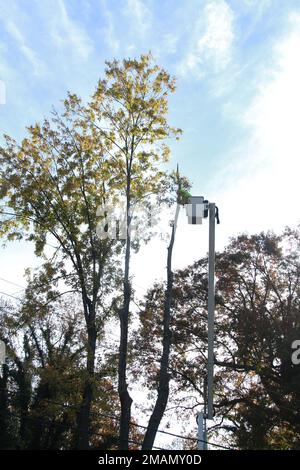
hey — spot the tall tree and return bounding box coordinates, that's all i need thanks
[0,96,117,448]
[87,53,181,449]
[0,53,181,449]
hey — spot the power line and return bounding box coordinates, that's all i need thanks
[0,408,164,450]
[0,291,22,301]
[0,297,231,450]
[0,387,231,449]
[0,277,26,290]
[0,289,77,312]
[39,397,232,450]
[4,382,300,450]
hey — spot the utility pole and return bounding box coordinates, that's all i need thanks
[197,411,205,450]
[207,202,215,420]
[186,197,218,448]
[203,376,208,450]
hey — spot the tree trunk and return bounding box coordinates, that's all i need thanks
[118,235,133,449]
[14,357,31,447]
[142,204,180,450]
[0,364,11,449]
[76,300,97,450]
[118,187,133,450]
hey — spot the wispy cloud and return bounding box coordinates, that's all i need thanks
[50,0,94,60]
[237,0,273,43]
[0,42,14,80]
[125,0,152,36]
[163,33,179,54]
[2,18,45,76]
[0,79,5,104]
[178,0,235,78]
[101,0,120,53]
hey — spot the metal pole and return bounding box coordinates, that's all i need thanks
[203,414,208,450]
[197,411,205,450]
[203,377,208,449]
[207,203,215,420]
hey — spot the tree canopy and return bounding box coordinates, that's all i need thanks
[133,227,300,449]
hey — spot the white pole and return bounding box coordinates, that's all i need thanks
[197,411,205,450]
[207,203,215,420]
[203,413,208,450]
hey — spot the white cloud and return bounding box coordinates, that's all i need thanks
[0,79,5,104]
[0,0,93,75]
[178,0,235,77]
[3,20,45,75]
[163,33,179,54]
[50,0,94,60]
[237,0,273,44]
[126,44,137,54]
[239,0,272,10]
[210,11,300,245]
[133,10,300,290]
[125,0,152,36]
[0,42,13,80]
[101,0,120,53]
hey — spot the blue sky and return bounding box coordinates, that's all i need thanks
[1,0,300,291]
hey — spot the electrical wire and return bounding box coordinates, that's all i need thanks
[36,397,233,450]
[0,277,26,289]
[0,291,22,301]
[0,408,164,450]
[0,388,232,449]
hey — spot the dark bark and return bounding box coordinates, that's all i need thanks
[142,205,179,450]
[29,381,52,449]
[0,364,12,449]
[14,355,32,446]
[118,207,133,449]
[76,299,97,450]
[118,164,134,450]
